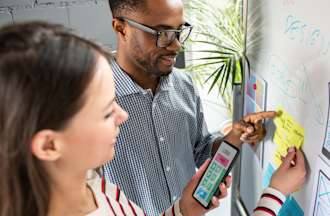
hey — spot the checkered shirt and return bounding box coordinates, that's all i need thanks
[103,60,216,215]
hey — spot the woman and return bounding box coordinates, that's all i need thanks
[0,22,306,216]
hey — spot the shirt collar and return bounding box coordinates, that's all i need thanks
[111,59,142,96]
[111,59,173,97]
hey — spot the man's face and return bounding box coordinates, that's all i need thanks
[123,0,185,78]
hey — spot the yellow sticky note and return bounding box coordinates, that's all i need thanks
[277,145,288,156]
[273,129,284,146]
[287,122,304,148]
[287,133,304,149]
[274,108,285,127]
[283,115,294,132]
[273,107,305,166]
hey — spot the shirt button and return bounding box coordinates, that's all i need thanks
[152,104,156,109]
[159,137,165,142]
[166,166,171,172]
[173,196,177,201]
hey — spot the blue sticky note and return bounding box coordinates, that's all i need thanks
[262,163,275,188]
[278,196,304,216]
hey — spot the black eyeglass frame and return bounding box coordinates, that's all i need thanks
[116,17,193,48]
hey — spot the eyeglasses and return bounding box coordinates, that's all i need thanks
[117,17,193,48]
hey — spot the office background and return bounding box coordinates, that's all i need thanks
[0,0,231,215]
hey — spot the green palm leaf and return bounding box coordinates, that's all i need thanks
[185,0,247,97]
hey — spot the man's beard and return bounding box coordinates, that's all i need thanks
[137,57,172,78]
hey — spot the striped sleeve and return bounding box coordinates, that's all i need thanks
[102,178,145,215]
[160,199,183,216]
[253,187,286,216]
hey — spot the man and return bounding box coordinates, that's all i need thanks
[103,0,276,215]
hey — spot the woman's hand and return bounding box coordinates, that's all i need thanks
[270,148,307,196]
[179,159,232,216]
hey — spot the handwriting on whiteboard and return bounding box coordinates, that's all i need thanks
[284,14,330,56]
[283,0,295,7]
[267,54,324,125]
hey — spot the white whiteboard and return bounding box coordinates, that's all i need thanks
[239,0,330,214]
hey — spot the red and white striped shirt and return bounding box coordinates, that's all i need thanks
[253,187,286,216]
[86,176,182,216]
[86,175,285,216]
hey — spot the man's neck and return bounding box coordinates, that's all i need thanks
[116,52,159,93]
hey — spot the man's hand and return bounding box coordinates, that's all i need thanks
[224,111,277,148]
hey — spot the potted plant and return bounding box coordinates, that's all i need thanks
[184,0,248,127]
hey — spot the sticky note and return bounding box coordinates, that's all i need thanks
[262,163,275,188]
[273,107,304,167]
[278,196,304,216]
[274,107,286,127]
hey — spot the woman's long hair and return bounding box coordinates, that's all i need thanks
[0,21,111,216]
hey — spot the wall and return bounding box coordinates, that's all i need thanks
[0,0,117,49]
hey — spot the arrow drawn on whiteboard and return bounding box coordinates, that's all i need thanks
[301,64,324,126]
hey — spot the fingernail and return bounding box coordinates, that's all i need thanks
[288,147,295,153]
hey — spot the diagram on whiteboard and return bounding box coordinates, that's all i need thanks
[313,171,330,216]
[310,158,330,216]
[322,82,330,161]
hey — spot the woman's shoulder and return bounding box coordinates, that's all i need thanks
[87,173,145,215]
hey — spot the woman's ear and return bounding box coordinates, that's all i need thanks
[31,129,62,161]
